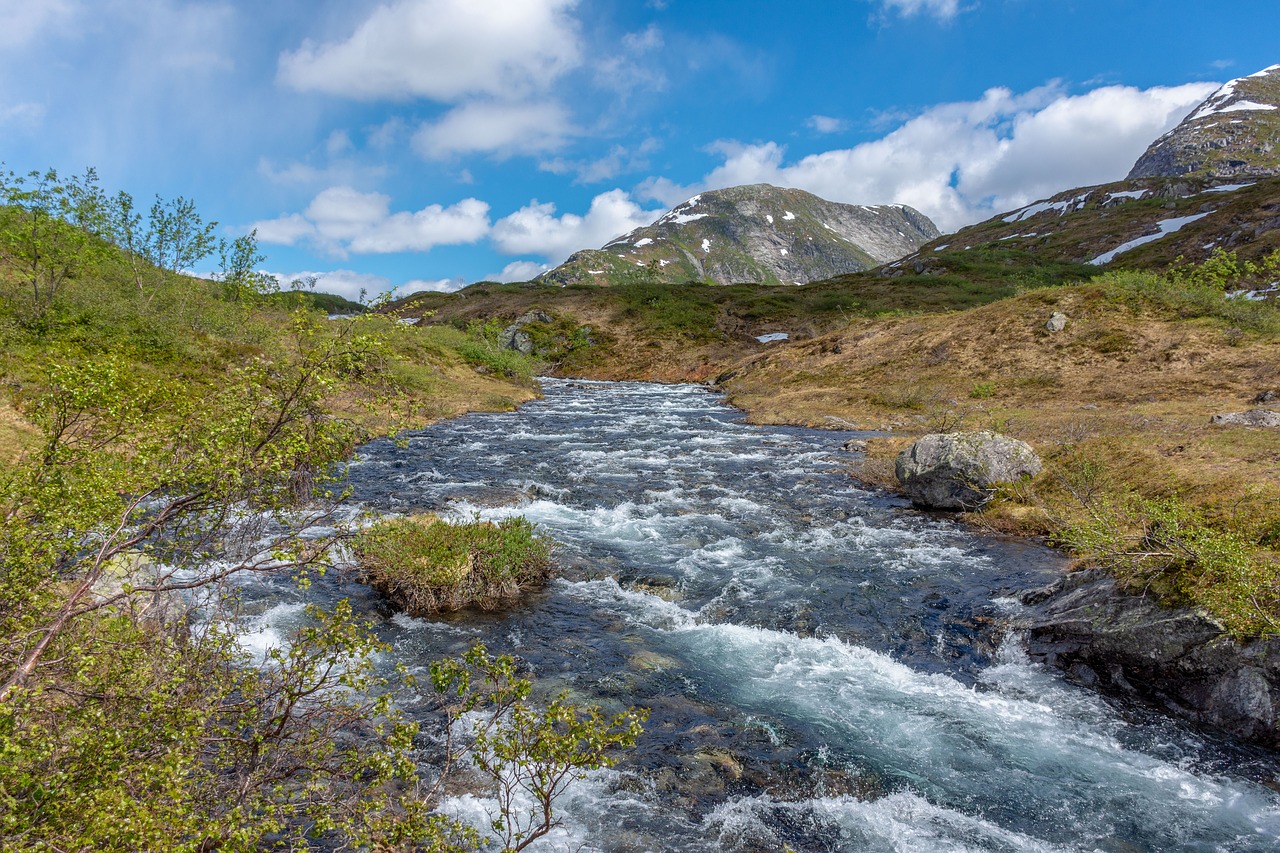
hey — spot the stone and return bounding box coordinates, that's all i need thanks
[1016,569,1280,748]
[895,431,1042,510]
[841,438,868,453]
[1251,390,1278,404]
[1209,408,1280,428]
[1045,311,1068,333]
[499,310,553,354]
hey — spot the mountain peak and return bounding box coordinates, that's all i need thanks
[539,184,939,287]
[1129,63,1280,180]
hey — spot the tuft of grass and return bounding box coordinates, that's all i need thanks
[352,514,553,614]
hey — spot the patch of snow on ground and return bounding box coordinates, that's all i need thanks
[1248,65,1280,78]
[634,237,654,247]
[1204,183,1255,193]
[766,214,774,224]
[933,244,950,251]
[587,270,605,274]
[1105,190,1148,203]
[1217,100,1278,115]
[667,212,709,225]
[783,211,796,221]
[658,259,670,267]
[780,248,788,256]
[755,332,789,343]
[701,239,711,253]
[1088,213,1212,265]
[1003,198,1079,223]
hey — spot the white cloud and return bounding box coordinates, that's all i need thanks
[490,260,551,282]
[252,186,491,256]
[641,82,1216,232]
[0,101,46,129]
[877,0,962,21]
[268,269,466,301]
[491,189,664,261]
[278,0,581,102]
[0,0,77,50]
[539,138,660,183]
[412,100,575,159]
[806,115,847,134]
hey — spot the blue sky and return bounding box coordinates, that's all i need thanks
[1,0,1276,299]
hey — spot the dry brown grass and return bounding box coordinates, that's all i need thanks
[720,284,1280,556]
[0,401,37,464]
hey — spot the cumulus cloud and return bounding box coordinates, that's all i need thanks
[806,115,847,134]
[877,0,962,20]
[252,186,491,257]
[640,82,1216,232]
[268,269,466,301]
[490,260,552,282]
[413,101,575,159]
[491,189,665,261]
[278,0,581,102]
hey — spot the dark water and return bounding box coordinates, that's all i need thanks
[242,379,1280,852]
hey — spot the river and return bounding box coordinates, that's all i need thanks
[242,378,1280,852]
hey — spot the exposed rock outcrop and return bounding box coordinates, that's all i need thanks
[1129,64,1280,180]
[1016,569,1280,748]
[894,431,1041,511]
[539,184,939,287]
[1209,408,1280,428]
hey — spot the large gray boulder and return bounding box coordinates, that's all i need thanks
[895,431,1042,510]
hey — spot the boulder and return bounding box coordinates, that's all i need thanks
[895,431,1041,510]
[1209,408,1280,428]
[1016,569,1280,748]
[499,310,553,355]
[841,438,868,453]
[1045,311,1068,333]
[1250,390,1278,404]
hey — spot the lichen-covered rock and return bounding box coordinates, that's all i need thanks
[1209,408,1280,428]
[1016,569,1280,748]
[895,431,1042,510]
[1045,311,1068,332]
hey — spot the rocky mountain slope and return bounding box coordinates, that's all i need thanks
[1130,64,1280,180]
[538,184,938,287]
[888,176,1280,282]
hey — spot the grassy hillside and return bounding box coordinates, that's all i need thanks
[721,268,1280,634]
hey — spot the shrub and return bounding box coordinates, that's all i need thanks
[353,514,553,614]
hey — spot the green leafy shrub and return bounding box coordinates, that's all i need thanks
[457,319,537,382]
[353,514,553,614]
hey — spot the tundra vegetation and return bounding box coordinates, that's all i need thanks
[0,166,642,851]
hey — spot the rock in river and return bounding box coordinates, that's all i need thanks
[895,430,1041,510]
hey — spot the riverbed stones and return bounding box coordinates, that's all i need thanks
[895,431,1041,510]
[1209,408,1280,428]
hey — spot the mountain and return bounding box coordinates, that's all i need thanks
[1129,64,1280,180]
[538,184,939,287]
[886,175,1280,283]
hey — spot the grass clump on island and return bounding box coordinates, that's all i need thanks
[354,514,553,614]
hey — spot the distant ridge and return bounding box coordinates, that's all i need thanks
[538,184,938,287]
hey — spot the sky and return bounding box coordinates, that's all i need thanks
[1,0,1277,300]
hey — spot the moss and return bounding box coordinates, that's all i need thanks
[352,514,553,615]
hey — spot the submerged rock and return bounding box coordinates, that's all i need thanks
[895,431,1042,510]
[1017,569,1280,748]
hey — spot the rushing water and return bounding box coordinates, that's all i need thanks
[246,379,1280,852]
